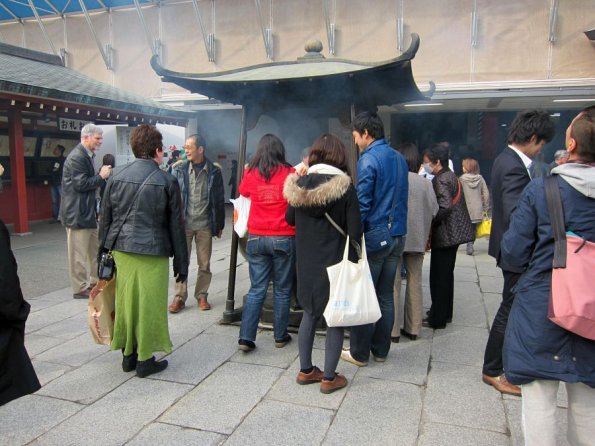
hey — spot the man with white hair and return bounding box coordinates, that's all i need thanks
[548,149,569,173]
[60,124,112,299]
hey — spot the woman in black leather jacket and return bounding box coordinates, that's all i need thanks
[98,125,188,378]
[422,143,474,329]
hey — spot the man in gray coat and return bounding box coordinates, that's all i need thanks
[60,124,111,299]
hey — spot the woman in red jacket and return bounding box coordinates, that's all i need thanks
[238,134,296,351]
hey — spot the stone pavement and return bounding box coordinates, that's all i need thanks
[2,217,571,446]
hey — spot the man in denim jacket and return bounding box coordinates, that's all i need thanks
[341,111,408,365]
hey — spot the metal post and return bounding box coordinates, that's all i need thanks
[28,0,57,55]
[132,0,157,55]
[222,106,248,324]
[349,103,358,182]
[78,0,113,70]
[191,0,215,62]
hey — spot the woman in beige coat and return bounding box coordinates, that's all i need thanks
[459,158,490,255]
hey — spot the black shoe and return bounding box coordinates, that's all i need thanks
[238,339,255,352]
[136,356,168,378]
[422,318,446,330]
[390,336,400,343]
[275,334,292,348]
[122,349,138,372]
[400,329,418,341]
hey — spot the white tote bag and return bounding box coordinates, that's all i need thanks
[324,236,381,327]
[230,195,251,237]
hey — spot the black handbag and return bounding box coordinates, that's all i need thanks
[98,169,158,280]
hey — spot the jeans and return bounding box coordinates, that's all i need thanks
[349,235,405,361]
[239,234,295,343]
[51,184,61,220]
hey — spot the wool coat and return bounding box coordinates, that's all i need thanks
[502,165,595,387]
[284,169,362,318]
[0,220,40,406]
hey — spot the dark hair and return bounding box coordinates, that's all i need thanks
[506,110,555,145]
[570,113,595,162]
[56,144,66,155]
[308,134,349,173]
[425,143,450,168]
[351,111,385,140]
[188,134,207,150]
[102,153,115,167]
[248,134,291,182]
[462,158,479,174]
[129,125,163,159]
[396,143,419,173]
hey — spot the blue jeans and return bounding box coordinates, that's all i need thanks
[239,235,295,342]
[349,236,405,361]
[51,184,61,220]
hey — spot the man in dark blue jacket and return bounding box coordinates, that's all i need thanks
[168,134,225,313]
[341,111,408,365]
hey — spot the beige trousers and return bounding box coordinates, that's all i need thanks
[174,228,212,302]
[522,380,595,446]
[66,227,99,293]
[392,252,425,337]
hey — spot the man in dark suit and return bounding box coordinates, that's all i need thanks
[482,110,555,396]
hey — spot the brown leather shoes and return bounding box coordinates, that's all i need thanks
[73,289,90,299]
[482,373,522,396]
[198,296,211,311]
[320,373,348,394]
[296,366,324,385]
[168,298,185,314]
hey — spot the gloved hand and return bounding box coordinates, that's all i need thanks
[175,273,187,283]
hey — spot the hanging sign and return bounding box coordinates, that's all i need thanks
[58,117,92,132]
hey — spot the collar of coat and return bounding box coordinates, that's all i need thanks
[283,165,351,208]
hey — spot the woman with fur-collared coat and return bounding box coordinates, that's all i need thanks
[284,134,362,395]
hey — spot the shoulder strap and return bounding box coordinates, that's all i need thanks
[104,168,160,250]
[544,175,567,268]
[452,179,462,205]
[324,212,361,258]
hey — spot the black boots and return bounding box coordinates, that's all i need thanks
[122,349,137,372]
[136,356,168,378]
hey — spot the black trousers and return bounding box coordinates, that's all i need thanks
[482,269,521,377]
[428,245,459,328]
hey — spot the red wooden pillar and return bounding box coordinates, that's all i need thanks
[8,108,30,234]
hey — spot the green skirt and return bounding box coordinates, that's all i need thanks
[111,251,172,361]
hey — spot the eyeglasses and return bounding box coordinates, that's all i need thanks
[182,145,195,151]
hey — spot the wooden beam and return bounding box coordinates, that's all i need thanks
[8,108,30,234]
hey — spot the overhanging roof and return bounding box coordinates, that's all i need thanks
[0,0,150,23]
[152,34,432,114]
[0,42,192,124]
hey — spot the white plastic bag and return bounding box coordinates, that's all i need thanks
[230,195,251,237]
[324,236,381,327]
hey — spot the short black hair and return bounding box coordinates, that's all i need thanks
[188,134,207,150]
[507,110,555,145]
[351,111,385,140]
[425,143,449,168]
[56,144,66,155]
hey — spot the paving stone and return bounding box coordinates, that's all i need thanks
[25,333,64,357]
[479,276,503,294]
[419,422,510,446]
[324,377,421,446]
[226,400,333,446]
[33,378,193,446]
[357,338,431,386]
[25,300,86,334]
[482,292,502,328]
[34,332,109,367]
[31,359,72,386]
[128,422,226,446]
[161,362,282,434]
[424,361,508,434]
[230,329,299,369]
[167,305,218,347]
[0,394,83,445]
[37,350,132,404]
[452,282,485,328]
[431,325,488,367]
[266,348,357,410]
[35,313,88,340]
[152,333,238,385]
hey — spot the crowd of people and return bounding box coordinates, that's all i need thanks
[2,109,594,446]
